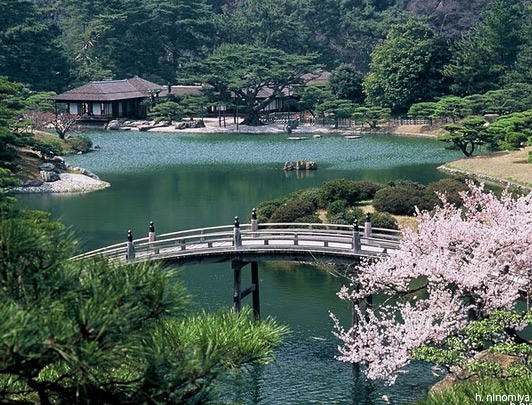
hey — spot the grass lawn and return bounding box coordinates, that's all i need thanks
[443,147,532,190]
[417,377,532,405]
[12,130,78,182]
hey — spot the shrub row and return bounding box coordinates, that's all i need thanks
[255,177,469,228]
[372,178,469,215]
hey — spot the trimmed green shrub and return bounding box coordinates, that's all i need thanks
[319,179,361,207]
[33,138,63,157]
[425,178,469,207]
[370,212,398,229]
[373,181,433,215]
[345,207,366,224]
[148,101,183,123]
[293,214,321,223]
[290,188,322,208]
[327,200,348,217]
[256,198,287,222]
[352,181,385,200]
[270,199,316,223]
[529,151,532,163]
[67,135,93,153]
[328,207,365,225]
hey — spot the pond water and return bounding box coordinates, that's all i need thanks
[18,131,463,404]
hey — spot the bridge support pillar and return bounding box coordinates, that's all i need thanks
[351,284,373,331]
[364,213,372,238]
[351,283,362,333]
[126,230,135,261]
[233,216,242,248]
[251,208,258,236]
[148,221,159,254]
[233,260,242,312]
[251,261,260,318]
[232,259,260,319]
[352,220,361,253]
[365,294,373,322]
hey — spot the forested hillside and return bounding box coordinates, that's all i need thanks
[4,0,532,124]
[1,0,493,91]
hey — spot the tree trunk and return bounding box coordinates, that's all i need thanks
[241,108,263,126]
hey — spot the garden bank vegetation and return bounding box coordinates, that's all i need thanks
[0,75,287,404]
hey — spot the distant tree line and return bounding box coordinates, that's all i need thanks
[4,0,532,149]
[0,0,494,92]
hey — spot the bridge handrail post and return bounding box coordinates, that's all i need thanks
[364,212,372,238]
[251,208,258,237]
[353,220,361,253]
[126,230,135,261]
[233,216,242,248]
[148,221,159,254]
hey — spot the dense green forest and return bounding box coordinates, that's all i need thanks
[2,0,532,149]
[3,0,532,110]
[0,1,530,94]
[0,0,513,91]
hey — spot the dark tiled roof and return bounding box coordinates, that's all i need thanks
[54,77,165,102]
[256,87,292,98]
[167,85,205,96]
[301,70,331,85]
[254,71,331,99]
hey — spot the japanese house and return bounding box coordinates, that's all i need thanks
[53,76,166,120]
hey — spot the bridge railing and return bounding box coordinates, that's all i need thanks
[255,222,402,239]
[71,215,403,263]
[71,225,240,261]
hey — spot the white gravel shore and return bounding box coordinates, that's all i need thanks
[11,173,110,194]
[143,120,354,135]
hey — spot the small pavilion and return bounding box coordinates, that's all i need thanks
[54,76,166,120]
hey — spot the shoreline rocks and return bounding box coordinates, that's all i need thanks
[39,162,61,182]
[12,153,109,194]
[11,173,110,194]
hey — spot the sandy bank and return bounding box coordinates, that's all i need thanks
[10,173,110,194]
[439,147,532,191]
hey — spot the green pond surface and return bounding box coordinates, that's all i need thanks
[18,131,463,404]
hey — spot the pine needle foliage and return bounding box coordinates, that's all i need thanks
[0,211,287,404]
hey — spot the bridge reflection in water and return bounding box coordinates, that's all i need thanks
[72,210,402,318]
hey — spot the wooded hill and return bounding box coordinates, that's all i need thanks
[2,0,493,92]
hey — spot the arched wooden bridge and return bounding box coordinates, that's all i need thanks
[72,213,402,317]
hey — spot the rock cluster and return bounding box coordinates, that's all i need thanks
[39,162,60,182]
[69,167,100,180]
[283,119,299,134]
[34,159,100,185]
[283,160,318,171]
[107,120,121,130]
[109,119,206,131]
[176,120,205,130]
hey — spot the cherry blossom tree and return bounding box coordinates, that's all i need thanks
[332,182,532,384]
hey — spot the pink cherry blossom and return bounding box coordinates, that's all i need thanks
[332,182,532,383]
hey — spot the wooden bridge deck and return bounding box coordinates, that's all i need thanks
[72,222,402,266]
